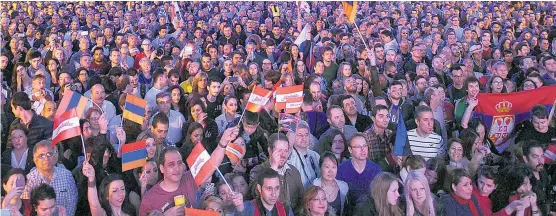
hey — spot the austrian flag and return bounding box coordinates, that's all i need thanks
[245,85,273,112]
[275,85,304,110]
[52,108,82,146]
[186,143,215,186]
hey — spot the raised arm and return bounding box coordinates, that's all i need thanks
[83,161,107,216]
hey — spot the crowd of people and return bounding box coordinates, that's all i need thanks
[1,1,556,216]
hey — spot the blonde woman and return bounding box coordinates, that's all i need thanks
[405,171,443,216]
[297,186,329,216]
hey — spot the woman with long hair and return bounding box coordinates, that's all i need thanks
[355,172,404,216]
[445,138,470,170]
[179,122,204,163]
[1,124,34,174]
[335,62,353,84]
[297,186,330,216]
[191,72,209,97]
[83,163,137,216]
[11,63,32,92]
[246,62,261,85]
[167,85,187,114]
[317,129,349,162]
[312,152,349,216]
[45,58,61,87]
[425,157,446,196]
[215,96,241,135]
[405,171,443,216]
[294,60,310,85]
[137,132,159,163]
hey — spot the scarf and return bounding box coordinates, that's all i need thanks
[451,192,479,216]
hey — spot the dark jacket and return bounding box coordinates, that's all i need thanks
[354,196,406,216]
[440,194,483,216]
[1,148,35,174]
[249,161,304,211]
[8,113,53,149]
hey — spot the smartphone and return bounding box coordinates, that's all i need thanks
[15,176,24,188]
[18,33,25,38]
[80,31,89,36]
[229,77,238,82]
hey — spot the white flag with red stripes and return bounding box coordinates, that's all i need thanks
[186,143,215,186]
[52,108,82,146]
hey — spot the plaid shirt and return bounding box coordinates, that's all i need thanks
[21,166,78,216]
[364,126,394,162]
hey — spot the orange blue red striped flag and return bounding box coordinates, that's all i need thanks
[122,94,147,125]
[56,90,88,119]
[121,140,147,172]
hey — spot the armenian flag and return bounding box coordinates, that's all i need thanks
[56,90,88,118]
[121,140,147,172]
[122,94,147,125]
[473,86,556,152]
[342,1,357,24]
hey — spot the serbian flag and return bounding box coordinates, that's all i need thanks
[474,86,556,152]
[225,143,245,165]
[56,90,88,119]
[123,94,147,125]
[275,85,304,110]
[121,140,147,172]
[245,85,273,112]
[186,143,215,186]
[342,1,357,24]
[184,208,219,216]
[52,109,81,146]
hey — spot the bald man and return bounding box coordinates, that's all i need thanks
[84,84,116,121]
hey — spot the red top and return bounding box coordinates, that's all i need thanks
[451,192,480,216]
[472,186,509,216]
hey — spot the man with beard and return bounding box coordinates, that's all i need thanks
[250,133,304,211]
[385,80,415,132]
[521,140,551,216]
[237,168,294,215]
[339,94,371,132]
[343,76,365,114]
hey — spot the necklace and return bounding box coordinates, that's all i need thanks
[321,180,338,201]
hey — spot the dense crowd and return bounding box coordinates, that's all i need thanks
[1,1,556,216]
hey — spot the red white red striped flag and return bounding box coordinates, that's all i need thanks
[275,85,304,110]
[245,85,273,112]
[284,97,303,113]
[225,143,246,165]
[186,143,215,186]
[52,108,82,146]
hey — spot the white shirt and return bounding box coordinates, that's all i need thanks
[11,149,29,170]
[144,86,166,109]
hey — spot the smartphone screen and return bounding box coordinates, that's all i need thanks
[15,176,24,188]
[229,77,238,82]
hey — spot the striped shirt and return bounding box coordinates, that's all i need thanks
[406,129,445,160]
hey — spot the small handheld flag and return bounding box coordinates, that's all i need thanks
[245,85,273,113]
[342,1,358,24]
[56,90,88,118]
[186,143,215,186]
[121,140,147,172]
[52,108,82,146]
[275,85,304,110]
[122,94,147,125]
[225,143,246,165]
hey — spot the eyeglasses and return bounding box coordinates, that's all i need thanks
[350,144,368,150]
[35,152,55,160]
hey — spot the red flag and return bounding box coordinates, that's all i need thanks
[275,85,304,110]
[186,143,215,186]
[52,109,82,146]
[225,143,245,165]
[184,208,219,216]
[245,85,273,112]
[284,97,303,114]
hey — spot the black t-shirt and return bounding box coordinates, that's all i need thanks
[516,122,555,147]
[205,94,224,119]
[449,85,467,103]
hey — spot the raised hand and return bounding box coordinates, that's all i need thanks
[82,161,96,182]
